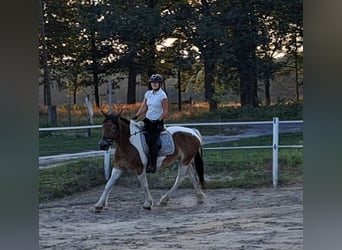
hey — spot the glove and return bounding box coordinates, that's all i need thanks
[132,115,138,120]
[157,120,164,130]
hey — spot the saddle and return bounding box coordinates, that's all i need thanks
[130,121,175,157]
[140,130,175,156]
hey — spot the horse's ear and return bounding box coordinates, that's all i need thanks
[118,110,123,117]
[100,109,108,117]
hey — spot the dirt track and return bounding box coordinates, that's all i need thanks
[39,184,302,249]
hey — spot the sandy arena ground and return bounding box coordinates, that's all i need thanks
[39,184,302,249]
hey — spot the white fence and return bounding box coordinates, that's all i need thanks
[39,117,303,187]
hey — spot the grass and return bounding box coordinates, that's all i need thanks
[39,158,104,202]
[39,132,303,202]
[39,101,303,202]
[39,129,102,156]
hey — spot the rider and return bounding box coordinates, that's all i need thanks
[132,74,168,173]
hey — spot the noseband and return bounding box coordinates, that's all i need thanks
[102,136,115,145]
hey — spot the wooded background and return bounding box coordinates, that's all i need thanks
[39,0,303,111]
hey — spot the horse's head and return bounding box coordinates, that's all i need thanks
[98,110,122,150]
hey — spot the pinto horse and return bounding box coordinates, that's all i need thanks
[94,111,205,212]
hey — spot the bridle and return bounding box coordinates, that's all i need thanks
[101,135,115,145]
[101,115,120,144]
[101,114,146,144]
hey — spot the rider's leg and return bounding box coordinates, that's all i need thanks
[146,132,159,173]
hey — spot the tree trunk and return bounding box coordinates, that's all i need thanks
[233,2,258,107]
[294,49,299,102]
[90,35,100,107]
[264,78,271,106]
[73,87,77,105]
[147,38,157,90]
[204,58,217,111]
[127,62,137,104]
[93,73,100,107]
[177,70,182,111]
[39,0,52,107]
[239,64,258,107]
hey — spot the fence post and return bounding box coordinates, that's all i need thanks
[272,117,279,188]
[85,96,93,137]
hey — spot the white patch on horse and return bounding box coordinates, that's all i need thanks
[156,156,166,170]
[95,168,122,210]
[129,121,148,167]
[166,126,202,144]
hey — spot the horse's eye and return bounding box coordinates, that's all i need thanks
[111,125,117,130]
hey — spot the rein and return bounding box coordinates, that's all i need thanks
[130,129,145,137]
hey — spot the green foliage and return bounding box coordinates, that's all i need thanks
[170,101,303,123]
[39,0,303,108]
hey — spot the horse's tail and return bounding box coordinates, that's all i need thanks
[194,145,206,190]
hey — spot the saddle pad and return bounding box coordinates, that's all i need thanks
[140,130,175,156]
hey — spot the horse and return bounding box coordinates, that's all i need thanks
[94,110,206,212]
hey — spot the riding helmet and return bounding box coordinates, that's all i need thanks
[149,74,163,83]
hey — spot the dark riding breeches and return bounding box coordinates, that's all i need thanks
[143,118,164,172]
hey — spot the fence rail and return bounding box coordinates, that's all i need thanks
[39,118,303,187]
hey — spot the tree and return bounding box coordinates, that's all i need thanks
[39,0,52,107]
[104,0,187,103]
[256,0,303,104]
[182,0,230,111]
[281,0,303,101]
[39,0,85,106]
[229,0,259,107]
[39,0,303,109]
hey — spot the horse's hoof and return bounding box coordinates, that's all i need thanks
[94,206,103,213]
[158,200,168,206]
[197,192,205,202]
[159,196,169,206]
[143,206,151,210]
[197,199,204,204]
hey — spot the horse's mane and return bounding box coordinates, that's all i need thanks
[103,113,130,125]
[119,116,130,125]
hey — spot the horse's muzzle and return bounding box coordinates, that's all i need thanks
[99,137,112,150]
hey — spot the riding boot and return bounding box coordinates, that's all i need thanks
[146,145,158,173]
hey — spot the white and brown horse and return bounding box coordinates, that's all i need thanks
[95,111,205,212]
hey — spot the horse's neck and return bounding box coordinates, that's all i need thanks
[117,120,131,148]
[129,120,149,165]
[116,120,147,168]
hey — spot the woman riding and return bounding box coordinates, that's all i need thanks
[132,74,168,173]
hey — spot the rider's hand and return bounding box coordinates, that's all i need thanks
[157,120,164,130]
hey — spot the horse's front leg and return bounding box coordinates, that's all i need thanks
[94,168,122,212]
[137,169,154,210]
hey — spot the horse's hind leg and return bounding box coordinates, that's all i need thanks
[187,164,205,203]
[137,170,154,209]
[159,164,188,206]
[94,168,122,212]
